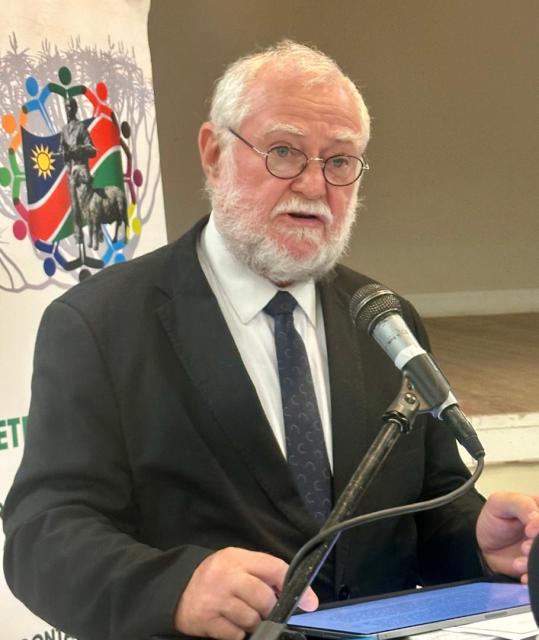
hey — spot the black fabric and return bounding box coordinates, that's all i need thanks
[2,217,486,640]
[264,291,332,524]
[529,535,539,625]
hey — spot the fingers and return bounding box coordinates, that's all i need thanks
[206,616,246,640]
[298,587,319,612]
[484,492,538,522]
[513,555,529,576]
[174,547,318,640]
[477,493,539,579]
[525,510,539,538]
[221,596,263,631]
[511,538,536,584]
[478,492,539,552]
[233,572,279,619]
[247,552,290,590]
[240,551,318,612]
[521,538,534,556]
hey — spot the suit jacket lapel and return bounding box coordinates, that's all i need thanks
[319,273,378,592]
[320,276,371,498]
[155,220,317,537]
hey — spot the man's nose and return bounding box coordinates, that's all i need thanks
[290,159,327,200]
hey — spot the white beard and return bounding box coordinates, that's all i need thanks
[210,155,359,284]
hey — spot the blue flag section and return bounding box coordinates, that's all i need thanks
[21,128,65,205]
[21,127,73,242]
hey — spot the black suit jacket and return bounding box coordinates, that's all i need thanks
[3,218,485,640]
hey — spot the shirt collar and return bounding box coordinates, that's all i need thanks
[200,214,318,326]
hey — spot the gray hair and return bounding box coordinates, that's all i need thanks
[209,40,371,150]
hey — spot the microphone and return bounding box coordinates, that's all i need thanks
[349,283,484,460]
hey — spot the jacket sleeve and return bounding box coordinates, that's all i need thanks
[2,300,212,640]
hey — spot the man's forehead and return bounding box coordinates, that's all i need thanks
[251,66,348,102]
[244,65,362,134]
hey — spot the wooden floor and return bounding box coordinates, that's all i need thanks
[423,313,539,416]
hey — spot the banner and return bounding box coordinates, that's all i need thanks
[0,1,167,636]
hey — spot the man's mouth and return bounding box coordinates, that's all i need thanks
[271,197,333,224]
[287,212,320,220]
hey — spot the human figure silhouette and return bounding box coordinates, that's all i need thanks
[58,98,96,243]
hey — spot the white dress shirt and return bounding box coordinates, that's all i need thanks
[197,215,333,467]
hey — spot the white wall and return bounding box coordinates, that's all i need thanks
[460,413,539,495]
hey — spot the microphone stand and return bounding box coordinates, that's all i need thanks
[250,376,424,640]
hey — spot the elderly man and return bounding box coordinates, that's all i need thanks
[4,41,539,640]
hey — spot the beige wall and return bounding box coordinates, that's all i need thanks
[477,462,539,498]
[148,0,539,296]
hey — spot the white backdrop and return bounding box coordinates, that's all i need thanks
[0,1,167,636]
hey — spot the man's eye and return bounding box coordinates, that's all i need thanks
[271,146,291,158]
[330,156,349,169]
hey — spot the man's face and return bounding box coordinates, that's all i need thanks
[208,66,365,283]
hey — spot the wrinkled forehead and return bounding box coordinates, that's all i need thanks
[249,61,355,104]
[242,64,363,140]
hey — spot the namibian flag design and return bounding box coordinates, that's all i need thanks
[21,115,125,243]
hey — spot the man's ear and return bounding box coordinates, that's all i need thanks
[198,122,222,186]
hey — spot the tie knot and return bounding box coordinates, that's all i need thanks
[264,291,297,318]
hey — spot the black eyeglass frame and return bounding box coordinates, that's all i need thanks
[227,127,369,187]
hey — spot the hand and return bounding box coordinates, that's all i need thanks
[476,491,539,582]
[174,547,318,640]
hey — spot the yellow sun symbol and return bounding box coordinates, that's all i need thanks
[31,144,55,179]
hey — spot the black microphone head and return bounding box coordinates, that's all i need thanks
[349,283,402,334]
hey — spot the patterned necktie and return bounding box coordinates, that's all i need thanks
[264,291,332,525]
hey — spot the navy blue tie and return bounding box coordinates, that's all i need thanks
[264,291,332,525]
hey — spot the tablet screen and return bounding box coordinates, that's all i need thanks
[288,580,530,638]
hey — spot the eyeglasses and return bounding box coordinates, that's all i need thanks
[227,128,369,187]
